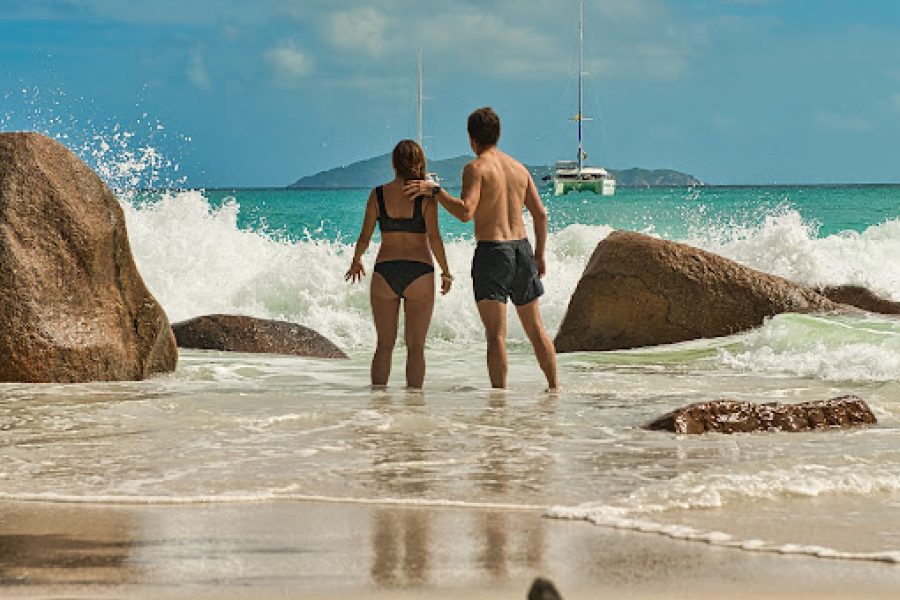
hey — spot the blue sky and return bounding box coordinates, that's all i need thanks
[2,0,900,186]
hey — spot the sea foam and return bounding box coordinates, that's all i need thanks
[688,209,900,301]
[121,189,613,349]
[122,191,899,361]
[548,460,900,564]
[716,313,900,382]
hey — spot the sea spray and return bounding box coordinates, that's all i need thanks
[3,85,189,190]
[122,189,900,365]
[122,189,614,349]
[716,313,900,382]
[121,191,373,345]
[688,209,900,300]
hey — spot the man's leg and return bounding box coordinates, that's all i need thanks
[477,300,507,388]
[515,299,558,390]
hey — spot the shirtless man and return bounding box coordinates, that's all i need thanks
[404,107,558,390]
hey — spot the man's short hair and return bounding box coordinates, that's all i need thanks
[467,107,500,147]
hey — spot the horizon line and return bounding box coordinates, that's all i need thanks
[153,182,900,192]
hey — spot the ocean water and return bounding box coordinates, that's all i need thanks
[2,178,900,565]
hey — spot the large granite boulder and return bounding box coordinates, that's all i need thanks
[0,132,177,382]
[554,231,839,352]
[817,285,900,315]
[172,314,348,358]
[646,396,876,434]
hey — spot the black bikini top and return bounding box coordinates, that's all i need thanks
[375,185,427,234]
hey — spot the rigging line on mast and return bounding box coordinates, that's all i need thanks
[417,49,423,148]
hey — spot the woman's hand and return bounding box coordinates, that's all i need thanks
[440,272,453,295]
[345,259,366,283]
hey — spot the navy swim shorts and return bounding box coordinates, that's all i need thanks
[471,238,544,306]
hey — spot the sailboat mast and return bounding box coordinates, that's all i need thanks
[577,0,584,172]
[417,50,423,148]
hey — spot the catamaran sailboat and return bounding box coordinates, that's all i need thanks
[552,0,615,196]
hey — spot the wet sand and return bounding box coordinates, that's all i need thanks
[1,500,899,599]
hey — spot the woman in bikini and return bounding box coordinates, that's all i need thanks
[345,140,452,388]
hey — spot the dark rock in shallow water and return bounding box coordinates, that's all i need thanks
[172,314,348,358]
[0,132,177,383]
[554,231,839,352]
[817,285,900,315]
[528,577,563,600]
[646,396,876,434]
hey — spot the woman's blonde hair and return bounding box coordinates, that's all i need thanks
[392,139,427,181]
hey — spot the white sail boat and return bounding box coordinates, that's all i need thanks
[552,0,615,196]
[417,50,440,184]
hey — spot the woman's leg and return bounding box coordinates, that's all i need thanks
[370,272,401,386]
[401,272,435,389]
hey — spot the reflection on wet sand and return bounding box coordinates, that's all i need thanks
[367,389,558,587]
[475,391,552,580]
[0,387,567,593]
[0,504,139,586]
[370,390,432,587]
[371,509,429,587]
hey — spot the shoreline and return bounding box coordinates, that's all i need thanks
[199,182,900,192]
[2,499,900,599]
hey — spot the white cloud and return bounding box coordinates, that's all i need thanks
[723,0,779,5]
[594,0,668,21]
[712,112,736,132]
[187,46,211,91]
[814,110,872,133]
[607,39,694,80]
[310,0,698,81]
[265,43,314,83]
[317,7,566,79]
[889,92,900,112]
[222,23,240,41]
[415,11,562,78]
[326,7,389,56]
[0,0,88,20]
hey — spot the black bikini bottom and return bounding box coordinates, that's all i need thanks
[374,260,434,298]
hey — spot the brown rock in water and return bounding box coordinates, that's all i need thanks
[646,396,876,434]
[0,132,177,382]
[817,285,900,315]
[554,231,839,352]
[172,314,348,358]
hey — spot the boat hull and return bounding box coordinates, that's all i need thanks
[553,177,616,196]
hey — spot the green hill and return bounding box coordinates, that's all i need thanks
[288,154,703,188]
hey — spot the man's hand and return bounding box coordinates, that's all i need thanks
[535,255,546,278]
[403,180,437,201]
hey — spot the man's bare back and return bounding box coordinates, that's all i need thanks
[464,147,531,241]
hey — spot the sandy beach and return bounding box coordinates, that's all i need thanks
[1,499,899,599]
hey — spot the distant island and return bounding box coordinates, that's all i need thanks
[288,154,704,189]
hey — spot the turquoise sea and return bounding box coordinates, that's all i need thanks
[3,167,900,580]
[195,184,898,242]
